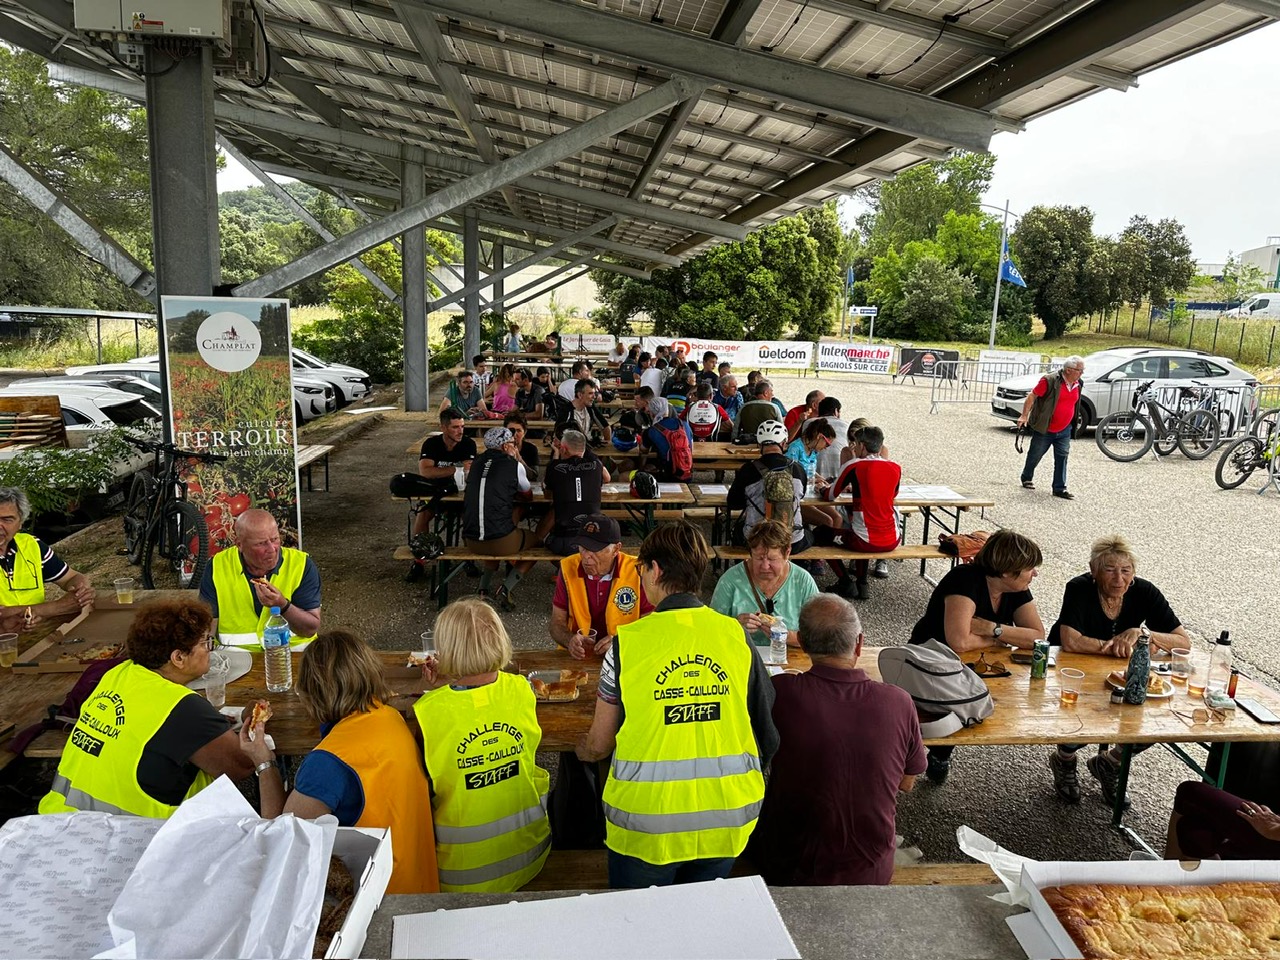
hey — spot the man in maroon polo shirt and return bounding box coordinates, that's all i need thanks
[1017,356,1085,501]
[746,594,925,885]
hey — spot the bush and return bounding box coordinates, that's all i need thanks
[0,427,138,518]
[293,304,403,383]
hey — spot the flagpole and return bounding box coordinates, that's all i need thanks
[988,199,1009,350]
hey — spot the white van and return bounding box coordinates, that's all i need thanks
[1225,294,1280,319]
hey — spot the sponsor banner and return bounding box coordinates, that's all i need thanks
[977,348,1037,383]
[896,347,960,379]
[560,332,617,352]
[640,337,814,369]
[161,296,301,555]
[816,342,893,375]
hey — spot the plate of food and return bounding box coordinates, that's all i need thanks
[1106,670,1173,698]
[528,670,584,702]
[56,643,123,664]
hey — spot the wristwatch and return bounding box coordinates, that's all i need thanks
[992,624,1003,640]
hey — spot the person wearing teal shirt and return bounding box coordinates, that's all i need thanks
[710,519,818,650]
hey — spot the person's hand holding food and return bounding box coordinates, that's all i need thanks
[250,576,287,609]
[238,700,275,765]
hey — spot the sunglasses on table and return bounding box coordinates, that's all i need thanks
[1172,706,1227,727]
[969,651,1011,679]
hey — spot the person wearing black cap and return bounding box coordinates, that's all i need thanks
[549,513,651,660]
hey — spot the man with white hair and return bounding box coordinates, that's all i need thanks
[1017,356,1085,500]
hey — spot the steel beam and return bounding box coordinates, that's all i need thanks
[416,0,996,150]
[403,150,429,411]
[479,212,682,267]
[0,141,156,302]
[232,76,698,297]
[463,208,481,362]
[432,217,614,311]
[665,0,1219,255]
[218,137,401,304]
[492,243,505,315]
[1227,0,1280,18]
[478,253,596,312]
[495,267,591,313]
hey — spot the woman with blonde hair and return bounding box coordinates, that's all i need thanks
[1045,533,1189,808]
[240,629,439,894]
[413,597,550,892]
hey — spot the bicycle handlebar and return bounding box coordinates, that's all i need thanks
[123,433,230,463]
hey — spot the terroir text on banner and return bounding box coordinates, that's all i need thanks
[816,343,893,375]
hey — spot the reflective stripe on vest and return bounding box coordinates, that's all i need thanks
[414,672,550,893]
[561,553,643,639]
[602,605,764,866]
[314,704,440,894]
[38,660,213,819]
[0,533,47,606]
[211,547,313,648]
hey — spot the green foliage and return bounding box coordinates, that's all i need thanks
[1122,215,1196,307]
[436,310,507,369]
[855,153,995,255]
[0,428,137,517]
[897,255,977,341]
[1012,205,1097,339]
[1209,253,1269,307]
[219,208,286,287]
[293,303,403,384]
[590,203,843,341]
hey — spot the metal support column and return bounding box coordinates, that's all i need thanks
[145,43,219,438]
[463,207,481,365]
[402,151,429,411]
[492,243,505,317]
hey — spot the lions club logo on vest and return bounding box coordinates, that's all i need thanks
[613,585,638,614]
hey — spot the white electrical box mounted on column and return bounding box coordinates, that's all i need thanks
[73,0,230,41]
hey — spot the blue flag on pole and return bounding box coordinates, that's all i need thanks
[846,266,856,287]
[1000,239,1027,288]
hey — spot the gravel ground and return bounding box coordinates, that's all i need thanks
[11,370,1277,862]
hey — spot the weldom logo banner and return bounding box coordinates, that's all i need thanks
[816,343,893,375]
[639,337,813,369]
[161,296,301,556]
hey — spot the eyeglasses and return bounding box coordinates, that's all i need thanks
[1172,706,1226,726]
[196,634,219,651]
[970,652,1011,678]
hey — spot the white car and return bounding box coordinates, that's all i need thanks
[290,347,372,405]
[0,384,160,444]
[10,374,163,406]
[66,361,337,423]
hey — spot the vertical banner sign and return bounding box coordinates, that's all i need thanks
[161,296,301,556]
[816,343,893,375]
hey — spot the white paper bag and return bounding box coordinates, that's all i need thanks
[956,825,1036,906]
[99,777,335,959]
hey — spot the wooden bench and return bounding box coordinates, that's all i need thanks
[297,444,335,492]
[394,543,563,608]
[522,849,996,892]
[714,542,949,563]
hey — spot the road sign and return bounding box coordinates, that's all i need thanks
[851,305,879,316]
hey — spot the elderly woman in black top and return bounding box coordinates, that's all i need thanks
[909,530,1046,785]
[1047,533,1189,808]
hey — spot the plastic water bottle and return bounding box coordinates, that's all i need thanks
[769,621,789,666]
[804,465,817,499]
[263,607,292,693]
[1206,630,1233,696]
[1122,628,1151,705]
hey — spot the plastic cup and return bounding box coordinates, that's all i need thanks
[1187,652,1208,698]
[1170,648,1192,687]
[1058,668,1085,707]
[203,651,229,708]
[420,630,434,653]
[113,577,135,604]
[0,633,16,669]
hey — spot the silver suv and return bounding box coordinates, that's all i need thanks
[990,347,1257,430]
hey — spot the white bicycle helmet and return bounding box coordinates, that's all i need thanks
[756,419,788,446]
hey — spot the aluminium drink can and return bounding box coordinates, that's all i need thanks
[1030,639,1050,680]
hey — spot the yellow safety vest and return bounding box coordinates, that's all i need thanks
[602,604,764,865]
[414,672,550,892]
[316,704,440,894]
[38,660,214,818]
[0,532,47,607]
[211,546,314,648]
[561,553,644,639]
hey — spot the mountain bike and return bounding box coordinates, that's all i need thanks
[122,434,228,589]
[1214,418,1280,492]
[1094,380,1220,462]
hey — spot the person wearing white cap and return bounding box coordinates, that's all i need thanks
[462,427,535,609]
[725,420,809,551]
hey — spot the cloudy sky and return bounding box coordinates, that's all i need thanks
[217,21,1278,264]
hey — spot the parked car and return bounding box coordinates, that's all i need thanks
[9,374,163,406]
[289,347,372,405]
[990,348,1258,431]
[1225,293,1280,320]
[66,361,338,423]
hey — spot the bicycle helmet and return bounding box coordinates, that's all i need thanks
[756,419,788,447]
[612,427,638,452]
[409,532,445,562]
[629,470,660,500]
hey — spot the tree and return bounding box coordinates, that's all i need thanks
[1121,215,1196,307]
[898,255,977,341]
[219,208,285,286]
[1012,205,1097,339]
[1209,253,1269,308]
[855,152,995,255]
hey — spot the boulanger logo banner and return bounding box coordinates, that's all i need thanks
[816,343,893,375]
[161,296,301,555]
[639,337,813,369]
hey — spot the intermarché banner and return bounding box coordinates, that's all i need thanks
[816,343,893,375]
[639,337,814,369]
[160,295,302,554]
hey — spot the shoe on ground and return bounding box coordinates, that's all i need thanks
[872,559,890,579]
[1087,751,1130,810]
[1048,750,1081,803]
[855,579,870,601]
[464,561,482,577]
[925,755,951,785]
[1021,480,1035,490]
[825,577,859,599]
[493,586,517,611]
[404,561,425,583]
[1052,490,1075,500]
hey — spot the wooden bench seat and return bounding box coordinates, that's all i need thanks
[714,543,949,563]
[394,544,561,563]
[522,849,995,892]
[297,444,335,492]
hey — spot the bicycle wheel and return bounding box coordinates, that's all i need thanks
[122,471,154,565]
[1175,410,1220,459]
[1215,406,1237,440]
[1153,429,1179,457]
[1214,436,1262,490]
[1252,407,1280,442]
[1095,412,1154,462]
[142,500,209,590]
